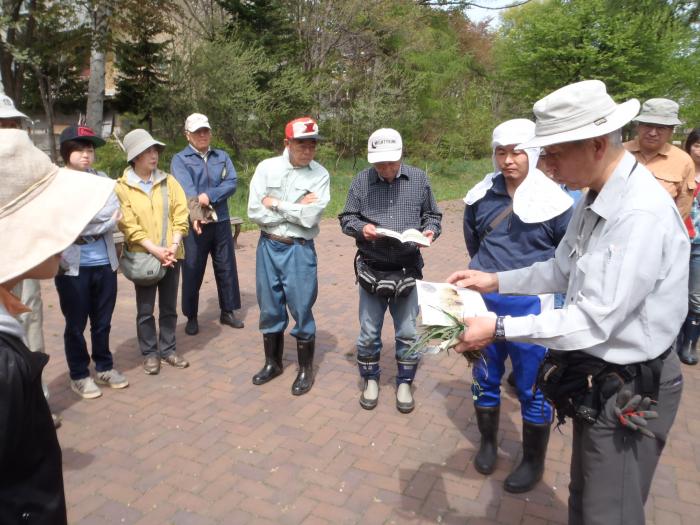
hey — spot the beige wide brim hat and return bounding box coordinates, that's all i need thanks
[123,128,165,162]
[0,130,115,284]
[519,80,640,149]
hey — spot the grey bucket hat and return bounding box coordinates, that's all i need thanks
[123,129,165,162]
[633,98,682,126]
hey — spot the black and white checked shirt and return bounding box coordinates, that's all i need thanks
[339,164,442,270]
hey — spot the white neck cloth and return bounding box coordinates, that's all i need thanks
[464,119,572,222]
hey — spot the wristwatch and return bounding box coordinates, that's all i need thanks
[270,198,279,212]
[494,316,506,341]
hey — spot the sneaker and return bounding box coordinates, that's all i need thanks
[161,353,189,369]
[95,369,129,389]
[143,355,161,375]
[70,377,102,399]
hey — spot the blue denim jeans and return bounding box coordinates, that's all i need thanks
[255,236,318,340]
[356,286,419,384]
[689,242,700,314]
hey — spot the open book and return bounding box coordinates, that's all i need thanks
[416,280,493,326]
[375,227,431,246]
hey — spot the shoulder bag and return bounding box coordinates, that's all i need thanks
[120,181,169,286]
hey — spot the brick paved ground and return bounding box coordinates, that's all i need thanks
[40,200,699,524]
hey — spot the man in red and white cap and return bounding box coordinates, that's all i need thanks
[247,117,330,396]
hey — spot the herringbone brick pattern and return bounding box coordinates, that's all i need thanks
[38,200,699,524]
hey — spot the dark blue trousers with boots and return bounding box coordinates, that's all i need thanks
[678,312,700,365]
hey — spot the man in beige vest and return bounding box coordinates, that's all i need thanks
[624,98,695,218]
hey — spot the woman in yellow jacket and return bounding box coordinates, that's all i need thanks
[115,129,190,375]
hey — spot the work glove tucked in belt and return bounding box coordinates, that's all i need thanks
[614,390,658,439]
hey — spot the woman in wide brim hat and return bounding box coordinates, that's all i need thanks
[114,128,190,375]
[0,129,115,524]
[54,125,129,400]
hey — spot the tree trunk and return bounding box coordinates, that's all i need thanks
[86,47,106,134]
[86,2,112,136]
[35,69,57,162]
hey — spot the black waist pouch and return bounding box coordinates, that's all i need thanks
[354,252,419,298]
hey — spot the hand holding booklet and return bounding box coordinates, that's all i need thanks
[375,227,431,246]
[416,280,493,326]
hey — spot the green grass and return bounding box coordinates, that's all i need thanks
[93,139,491,231]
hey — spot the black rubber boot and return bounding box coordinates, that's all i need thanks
[252,332,284,385]
[679,313,700,366]
[292,337,315,395]
[474,405,499,475]
[504,421,550,493]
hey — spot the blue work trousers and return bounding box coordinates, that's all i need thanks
[182,220,241,319]
[356,286,419,383]
[255,236,317,340]
[473,293,552,424]
[54,265,117,380]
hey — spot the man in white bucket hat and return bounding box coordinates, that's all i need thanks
[447,80,687,525]
[0,129,115,523]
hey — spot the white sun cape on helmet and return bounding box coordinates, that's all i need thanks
[463,118,573,223]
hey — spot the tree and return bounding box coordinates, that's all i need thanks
[84,0,113,135]
[494,0,699,116]
[1,1,89,160]
[114,0,177,132]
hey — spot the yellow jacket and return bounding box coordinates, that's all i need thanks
[115,168,189,259]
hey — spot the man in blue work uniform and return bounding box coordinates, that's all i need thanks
[171,113,243,335]
[463,119,573,493]
[247,117,330,396]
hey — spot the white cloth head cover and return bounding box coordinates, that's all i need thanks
[464,118,572,223]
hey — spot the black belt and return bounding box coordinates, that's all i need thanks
[75,234,103,246]
[261,231,307,245]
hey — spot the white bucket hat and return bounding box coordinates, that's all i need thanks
[519,80,640,149]
[0,130,115,283]
[0,94,29,121]
[633,98,682,126]
[367,128,402,163]
[123,129,165,162]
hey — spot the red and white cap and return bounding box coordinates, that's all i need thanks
[285,117,320,140]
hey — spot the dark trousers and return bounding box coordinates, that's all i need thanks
[568,350,683,525]
[55,265,117,380]
[135,262,180,357]
[182,220,241,319]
